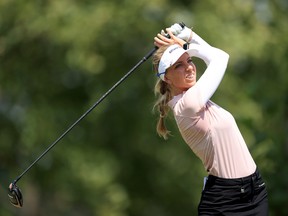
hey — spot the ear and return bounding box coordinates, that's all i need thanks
[164,75,172,85]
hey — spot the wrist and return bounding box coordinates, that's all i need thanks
[187,30,193,43]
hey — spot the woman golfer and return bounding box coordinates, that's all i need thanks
[152,23,268,215]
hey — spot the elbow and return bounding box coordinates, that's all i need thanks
[222,50,230,62]
[225,51,230,60]
[202,48,230,68]
[212,48,230,65]
[225,52,230,62]
[220,50,229,67]
[213,50,229,72]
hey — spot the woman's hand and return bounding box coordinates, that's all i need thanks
[154,28,186,48]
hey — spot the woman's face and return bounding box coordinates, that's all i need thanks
[164,53,197,94]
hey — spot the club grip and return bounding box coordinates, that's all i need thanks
[164,22,186,38]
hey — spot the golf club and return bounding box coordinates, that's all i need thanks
[8,22,186,208]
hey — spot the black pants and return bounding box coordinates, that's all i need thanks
[198,169,268,216]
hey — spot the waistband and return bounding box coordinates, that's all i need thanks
[207,168,261,186]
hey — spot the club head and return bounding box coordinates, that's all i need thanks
[8,183,23,208]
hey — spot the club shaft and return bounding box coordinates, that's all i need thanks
[13,47,158,184]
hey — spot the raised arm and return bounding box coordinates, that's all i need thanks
[180,32,229,114]
[154,24,229,114]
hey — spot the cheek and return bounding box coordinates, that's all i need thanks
[166,72,181,85]
[191,63,197,72]
[174,72,187,85]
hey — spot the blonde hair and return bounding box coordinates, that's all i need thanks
[152,45,173,140]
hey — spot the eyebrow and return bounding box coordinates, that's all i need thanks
[174,57,191,66]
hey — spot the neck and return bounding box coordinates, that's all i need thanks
[171,87,186,97]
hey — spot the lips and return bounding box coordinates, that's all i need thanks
[186,73,195,79]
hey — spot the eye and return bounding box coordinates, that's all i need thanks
[174,63,183,69]
[188,58,194,65]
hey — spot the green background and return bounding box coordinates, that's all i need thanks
[0,0,287,215]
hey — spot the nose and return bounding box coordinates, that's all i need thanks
[186,64,194,72]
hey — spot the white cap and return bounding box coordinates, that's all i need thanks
[157,44,194,81]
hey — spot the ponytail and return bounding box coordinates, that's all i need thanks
[152,45,173,139]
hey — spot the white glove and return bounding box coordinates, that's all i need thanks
[169,23,193,43]
[160,23,182,37]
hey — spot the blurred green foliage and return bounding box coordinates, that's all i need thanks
[0,0,287,215]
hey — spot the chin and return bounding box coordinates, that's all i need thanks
[186,82,196,88]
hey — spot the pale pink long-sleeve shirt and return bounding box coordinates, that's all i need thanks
[168,33,256,178]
